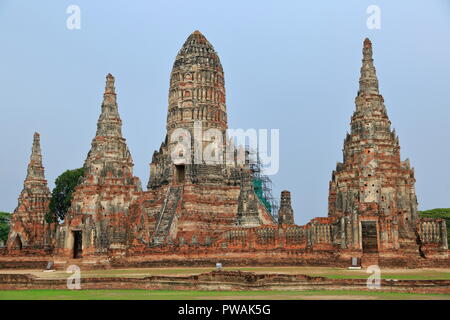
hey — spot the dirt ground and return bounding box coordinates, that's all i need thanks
[1,266,448,280]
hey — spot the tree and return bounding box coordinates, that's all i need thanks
[0,212,11,243]
[47,168,84,223]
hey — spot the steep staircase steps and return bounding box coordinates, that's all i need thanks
[152,186,182,245]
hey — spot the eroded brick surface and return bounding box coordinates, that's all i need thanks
[55,74,143,258]
[5,34,448,267]
[6,133,52,254]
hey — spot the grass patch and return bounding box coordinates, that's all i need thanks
[0,289,448,300]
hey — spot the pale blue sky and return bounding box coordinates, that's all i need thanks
[0,1,449,224]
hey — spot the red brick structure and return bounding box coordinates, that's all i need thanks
[278,191,294,225]
[55,74,142,258]
[326,39,448,261]
[6,33,448,267]
[7,133,52,253]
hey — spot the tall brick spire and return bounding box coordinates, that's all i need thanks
[329,38,418,229]
[358,38,379,96]
[95,73,122,137]
[25,132,46,182]
[84,73,135,179]
[59,74,142,256]
[7,132,51,250]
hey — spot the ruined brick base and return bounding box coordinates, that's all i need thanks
[0,271,448,294]
[0,251,447,270]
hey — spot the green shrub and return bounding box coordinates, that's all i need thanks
[0,212,11,243]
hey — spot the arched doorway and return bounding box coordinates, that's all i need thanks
[12,235,22,250]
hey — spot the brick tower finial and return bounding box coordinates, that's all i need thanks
[278,190,295,225]
[105,73,116,95]
[192,30,206,40]
[95,73,122,137]
[359,37,379,96]
[26,132,45,181]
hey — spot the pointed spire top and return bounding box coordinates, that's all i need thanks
[190,30,208,43]
[83,73,138,182]
[25,132,45,181]
[358,37,379,95]
[95,74,122,137]
[31,132,42,164]
[181,30,215,51]
[104,73,116,95]
[174,30,222,73]
[362,38,373,61]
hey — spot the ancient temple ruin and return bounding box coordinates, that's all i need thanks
[5,32,448,267]
[55,74,143,258]
[7,133,52,252]
[328,38,423,253]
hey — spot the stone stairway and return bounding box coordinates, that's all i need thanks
[196,164,223,176]
[152,186,182,245]
[361,253,380,268]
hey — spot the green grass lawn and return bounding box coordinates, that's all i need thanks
[1,266,448,300]
[0,289,449,300]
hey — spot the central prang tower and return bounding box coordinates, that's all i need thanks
[142,31,275,246]
[167,30,227,136]
[149,31,238,188]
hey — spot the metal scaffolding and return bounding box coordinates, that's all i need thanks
[246,147,279,219]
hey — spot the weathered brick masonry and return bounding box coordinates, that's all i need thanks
[0,271,449,294]
[5,32,448,268]
[7,133,52,255]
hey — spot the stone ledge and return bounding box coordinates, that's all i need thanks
[0,271,449,294]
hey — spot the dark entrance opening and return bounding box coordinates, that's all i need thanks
[12,235,22,250]
[175,165,185,183]
[73,231,82,259]
[361,221,378,253]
